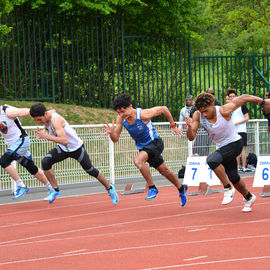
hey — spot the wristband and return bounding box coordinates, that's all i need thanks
[260,98,265,107]
[170,122,176,128]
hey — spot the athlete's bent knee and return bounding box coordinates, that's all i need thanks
[133,158,142,170]
[19,157,38,175]
[0,153,13,168]
[42,156,53,171]
[207,152,222,170]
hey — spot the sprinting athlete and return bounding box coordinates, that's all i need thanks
[0,104,53,199]
[104,93,188,207]
[30,103,119,204]
[185,92,266,212]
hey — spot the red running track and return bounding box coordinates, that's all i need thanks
[0,177,270,270]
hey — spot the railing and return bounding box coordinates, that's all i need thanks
[0,119,269,193]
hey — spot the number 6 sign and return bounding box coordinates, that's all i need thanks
[253,156,270,187]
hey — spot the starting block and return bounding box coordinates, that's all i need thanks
[120,183,148,195]
[253,156,270,197]
[184,156,223,196]
[186,182,223,196]
[259,185,270,197]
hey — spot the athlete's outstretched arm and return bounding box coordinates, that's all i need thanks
[141,106,183,137]
[104,116,123,143]
[186,111,200,141]
[220,94,265,117]
[6,107,30,120]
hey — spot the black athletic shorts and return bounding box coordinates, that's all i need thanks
[139,137,164,168]
[217,138,243,166]
[238,132,247,146]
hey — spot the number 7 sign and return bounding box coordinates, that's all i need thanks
[183,156,220,187]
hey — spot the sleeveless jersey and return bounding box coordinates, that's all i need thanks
[47,112,83,152]
[0,105,27,147]
[123,108,159,150]
[231,105,248,133]
[200,106,241,149]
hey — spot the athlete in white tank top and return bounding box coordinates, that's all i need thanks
[47,112,83,152]
[200,106,241,148]
[185,92,265,212]
[0,105,27,147]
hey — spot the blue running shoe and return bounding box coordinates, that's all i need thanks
[179,184,188,207]
[108,184,119,205]
[44,190,61,203]
[145,188,159,201]
[12,186,29,200]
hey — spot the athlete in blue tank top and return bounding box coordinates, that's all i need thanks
[123,108,159,149]
[104,93,188,207]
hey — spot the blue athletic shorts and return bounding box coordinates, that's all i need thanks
[5,136,32,160]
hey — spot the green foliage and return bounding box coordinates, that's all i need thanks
[199,0,270,54]
[0,0,13,36]
[118,0,204,38]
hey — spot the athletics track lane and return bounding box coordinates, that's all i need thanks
[0,177,270,270]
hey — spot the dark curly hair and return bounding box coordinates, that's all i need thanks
[194,92,215,110]
[112,93,132,110]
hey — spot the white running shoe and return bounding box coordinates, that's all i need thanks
[222,187,235,205]
[242,194,256,212]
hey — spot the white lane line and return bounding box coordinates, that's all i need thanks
[62,249,87,255]
[0,219,269,248]
[0,235,270,266]
[0,191,219,217]
[1,198,269,231]
[141,255,270,269]
[184,256,207,261]
[188,228,206,232]
[1,213,270,247]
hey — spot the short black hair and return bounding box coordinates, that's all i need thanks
[194,92,215,110]
[30,103,47,117]
[227,88,237,96]
[112,93,132,110]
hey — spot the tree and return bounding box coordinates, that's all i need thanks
[205,0,270,54]
[0,0,13,36]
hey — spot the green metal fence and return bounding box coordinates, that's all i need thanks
[0,7,270,120]
[191,53,270,118]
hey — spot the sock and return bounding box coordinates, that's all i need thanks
[244,192,252,201]
[106,185,112,191]
[224,184,232,189]
[15,179,26,188]
[179,185,185,193]
[149,185,157,190]
[54,187,60,192]
[46,182,53,191]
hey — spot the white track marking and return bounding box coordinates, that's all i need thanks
[188,228,206,232]
[0,234,270,266]
[0,190,219,217]
[141,255,270,269]
[1,206,270,247]
[184,256,208,261]
[1,218,270,248]
[62,249,87,255]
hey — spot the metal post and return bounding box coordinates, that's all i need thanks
[255,121,260,157]
[188,139,193,157]
[48,4,55,103]
[11,161,17,194]
[188,42,193,95]
[121,16,126,93]
[109,136,115,185]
